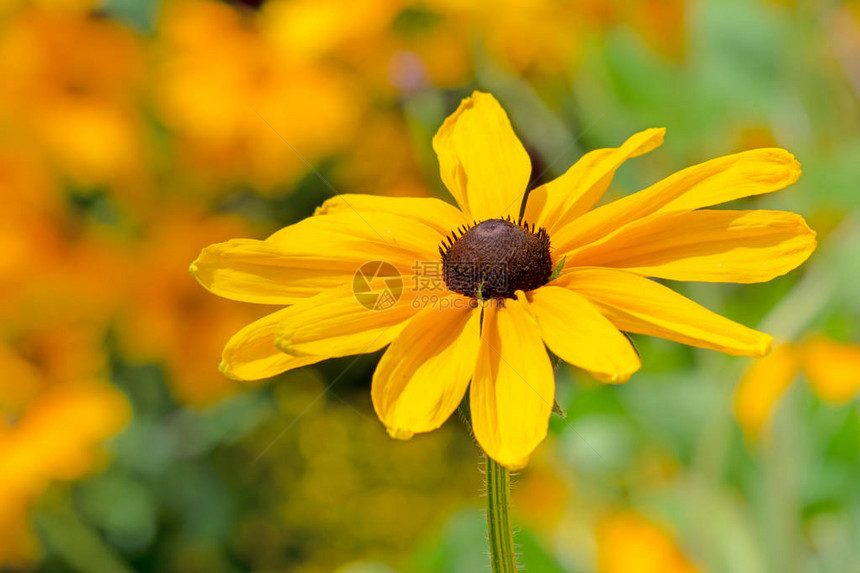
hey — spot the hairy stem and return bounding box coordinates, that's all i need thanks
[485,454,517,573]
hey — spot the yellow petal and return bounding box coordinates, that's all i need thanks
[191,239,355,304]
[567,210,817,283]
[432,91,530,220]
[191,210,444,304]
[655,149,801,213]
[562,268,772,356]
[554,148,801,253]
[266,210,443,261]
[523,128,665,233]
[220,308,324,381]
[524,288,640,383]
[314,194,470,237]
[733,344,800,438]
[802,336,860,403]
[372,295,481,439]
[471,297,555,469]
[275,282,430,358]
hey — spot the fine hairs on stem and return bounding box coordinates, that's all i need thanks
[485,454,518,573]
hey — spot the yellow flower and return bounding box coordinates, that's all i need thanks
[597,511,700,573]
[192,92,815,468]
[734,335,860,438]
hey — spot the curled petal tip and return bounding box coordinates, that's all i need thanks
[626,127,667,158]
[594,370,633,384]
[386,427,414,440]
[273,336,289,353]
[273,333,313,357]
[611,371,633,384]
[313,203,331,216]
[789,157,802,181]
[760,336,775,357]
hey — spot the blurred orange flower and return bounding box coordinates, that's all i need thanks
[735,335,860,438]
[0,141,132,566]
[0,383,129,565]
[0,0,97,16]
[427,0,592,75]
[0,278,130,566]
[597,511,701,573]
[0,7,145,187]
[262,0,400,61]
[154,0,363,192]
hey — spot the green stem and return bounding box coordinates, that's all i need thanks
[485,454,517,573]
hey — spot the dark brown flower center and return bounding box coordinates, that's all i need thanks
[439,218,553,300]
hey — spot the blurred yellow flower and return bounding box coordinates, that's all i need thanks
[0,7,144,187]
[0,383,129,565]
[261,0,399,62]
[0,264,130,564]
[597,511,700,573]
[155,0,361,191]
[0,0,96,16]
[411,0,685,78]
[0,288,129,566]
[0,146,63,302]
[427,0,594,75]
[802,336,860,402]
[192,92,814,468]
[0,139,133,565]
[734,344,798,438]
[735,335,860,438]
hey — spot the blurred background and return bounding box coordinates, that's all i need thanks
[2,0,860,571]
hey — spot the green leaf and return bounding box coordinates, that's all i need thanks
[476,280,486,302]
[550,256,566,281]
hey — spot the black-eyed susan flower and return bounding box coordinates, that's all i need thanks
[191,92,816,468]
